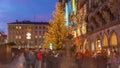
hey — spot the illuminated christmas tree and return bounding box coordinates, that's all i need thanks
[43,2,69,49]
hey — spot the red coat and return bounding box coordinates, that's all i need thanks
[37,51,42,61]
[85,50,91,57]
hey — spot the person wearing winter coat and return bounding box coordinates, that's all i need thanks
[108,51,119,68]
[36,48,43,68]
[24,49,36,68]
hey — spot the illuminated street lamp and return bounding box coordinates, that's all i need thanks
[26,32,31,48]
[49,43,53,50]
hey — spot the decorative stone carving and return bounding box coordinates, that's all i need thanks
[87,23,94,32]
[100,5,111,23]
[81,21,87,34]
[94,11,104,26]
[97,11,107,24]
[108,0,118,19]
[90,25,94,32]
[88,17,97,29]
[92,17,99,28]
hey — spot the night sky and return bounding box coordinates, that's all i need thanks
[0,0,57,33]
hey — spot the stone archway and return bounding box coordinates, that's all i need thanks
[102,34,108,47]
[91,41,95,52]
[83,39,88,53]
[110,31,118,52]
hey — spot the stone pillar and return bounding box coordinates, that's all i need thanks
[60,35,78,68]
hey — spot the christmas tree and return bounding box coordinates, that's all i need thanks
[43,2,69,50]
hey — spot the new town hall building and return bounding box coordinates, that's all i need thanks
[59,0,120,54]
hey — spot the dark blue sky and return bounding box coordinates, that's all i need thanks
[0,0,57,33]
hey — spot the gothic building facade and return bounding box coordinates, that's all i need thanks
[59,0,120,54]
[84,0,120,54]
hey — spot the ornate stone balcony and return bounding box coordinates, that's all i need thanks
[87,0,119,33]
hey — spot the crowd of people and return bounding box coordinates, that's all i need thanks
[11,48,63,68]
[11,47,120,68]
[75,49,120,68]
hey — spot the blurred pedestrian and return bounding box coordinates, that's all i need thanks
[36,48,43,68]
[16,52,26,68]
[108,51,119,68]
[24,49,36,68]
[46,49,53,68]
[84,49,91,57]
[11,52,15,61]
[52,50,61,68]
[75,51,83,68]
[24,48,30,68]
[42,49,47,68]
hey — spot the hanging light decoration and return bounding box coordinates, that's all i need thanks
[72,0,77,15]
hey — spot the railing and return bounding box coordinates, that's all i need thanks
[11,45,41,49]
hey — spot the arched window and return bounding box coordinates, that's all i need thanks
[96,37,102,51]
[91,41,95,52]
[110,32,118,46]
[102,34,108,47]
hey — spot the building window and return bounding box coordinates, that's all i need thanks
[96,39,102,51]
[43,26,46,29]
[13,26,15,29]
[29,27,31,29]
[39,36,41,38]
[16,36,18,39]
[19,36,21,39]
[19,26,21,29]
[35,36,38,38]
[35,26,38,29]
[16,26,18,29]
[27,26,31,29]
[39,31,41,34]
[39,26,41,29]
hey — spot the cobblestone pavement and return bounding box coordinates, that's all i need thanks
[59,40,78,68]
[81,57,97,68]
[0,60,19,68]
[0,63,14,68]
[60,56,78,68]
[0,58,97,68]
[0,57,106,68]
